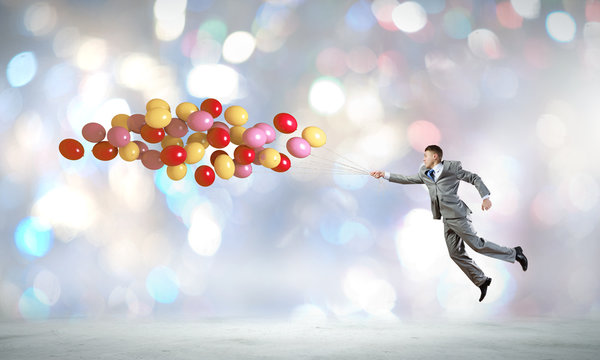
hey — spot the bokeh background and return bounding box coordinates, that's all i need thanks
[1,0,599,321]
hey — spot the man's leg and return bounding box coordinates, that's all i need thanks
[444,221,488,287]
[447,216,516,263]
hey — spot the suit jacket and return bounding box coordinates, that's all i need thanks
[388,160,490,220]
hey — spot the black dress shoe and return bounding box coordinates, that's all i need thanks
[515,246,528,271]
[479,277,492,302]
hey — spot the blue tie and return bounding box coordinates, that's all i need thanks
[427,169,435,181]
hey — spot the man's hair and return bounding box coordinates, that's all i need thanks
[424,145,443,159]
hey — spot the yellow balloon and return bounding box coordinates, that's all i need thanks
[259,148,281,169]
[176,102,199,122]
[187,132,209,148]
[214,154,235,179]
[161,135,184,148]
[302,126,327,147]
[184,142,205,164]
[167,163,187,181]
[224,106,248,126]
[230,126,246,145]
[111,114,130,130]
[146,98,170,111]
[118,142,140,161]
[146,108,172,129]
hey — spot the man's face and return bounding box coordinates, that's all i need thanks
[423,150,437,169]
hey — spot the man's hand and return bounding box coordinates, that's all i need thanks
[481,198,492,211]
[371,171,385,179]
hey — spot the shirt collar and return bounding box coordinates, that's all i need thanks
[433,162,443,172]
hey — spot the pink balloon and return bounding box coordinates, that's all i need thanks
[255,123,276,144]
[243,127,267,148]
[82,122,106,143]
[211,121,230,132]
[234,161,253,178]
[127,114,146,134]
[133,140,148,159]
[253,147,264,165]
[165,117,188,137]
[286,137,311,158]
[107,126,131,147]
[187,110,214,131]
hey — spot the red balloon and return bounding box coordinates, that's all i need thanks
[201,98,222,118]
[210,150,228,165]
[195,165,215,187]
[160,145,187,166]
[92,141,118,161]
[141,150,164,170]
[273,153,291,172]
[207,127,230,148]
[59,138,84,160]
[273,113,298,134]
[233,145,255,165]
[140,124,165,143]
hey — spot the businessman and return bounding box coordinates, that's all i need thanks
[371,145,527,302]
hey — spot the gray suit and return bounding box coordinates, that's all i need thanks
[388,160,516,287]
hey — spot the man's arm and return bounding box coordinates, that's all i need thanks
[371,171,423,184]
[454,161,492,211]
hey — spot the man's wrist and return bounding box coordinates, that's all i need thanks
[384,171,390,180]
[482,194,490,200]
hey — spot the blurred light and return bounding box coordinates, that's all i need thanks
[407,120,441,152]
[14,111,45,150]
[371,0,400,31]
[568,174,599,212]
[33,269,61,306]
[254,28,286,53]
[290,304,328,322]
[199,19,228,42]
[222,31,256,64]
[392,1,427,33]
[108,161,155,212]
[481,66,519,99]
[53,27,80,58]
[0,88,24,130]
[14,217,54,258]
[316,48,347,77]
[44,63,77,99]
[546,11,577,43]
[188,0,214,12]
[155,15,186,41]
[18,288,50,320]
[146,266,180,304]
[191,38,222,64]
[187,64,240,103]
[76,38,108,71]
[346,46,377,74]
[510,0,540,19]
[188,206,222,256]
[377,50,405,77]
[117,53,159,90]
[345,87,384,125]
[496,1,523,29]
[154,0,187,20]
[339,220,371,250]
[24,2,57,36]
[345,0,376,32]
[343,266,397,315]
[468,29,502,59]
[583,21,600,44]
[6,52,37,87]
[587,2,600,22]
[419,0,445,14]
[356,123,406,168]
[309,77,345,115]
[530,187,562,225]
[92,98,132,128]
[536,114,566,148]
[443,8,472,39]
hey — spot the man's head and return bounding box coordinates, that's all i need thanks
[423,145,443,169]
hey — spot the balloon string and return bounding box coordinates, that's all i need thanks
[318,147,371,173]
[296,160,367,175]
[303,154,369,174]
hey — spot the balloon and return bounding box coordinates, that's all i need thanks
[214,154,235,179]
[272,153,291,172]
[211,121,230,132]
[175,102,198,121]
[201,98,222,118]
[286,137,311,158]
[161,135,184,148]
[111,114,130,130]
[146,98,170,111]
[160,145,187,166]
[224,105,248,126]
[141,150,164,170]
[127,114,146,134]
[167,163,187,181]
[252,146,264,165]
[258,148,281,169]
[133,141,148,158]
[145,108,172,129]
[302,126,326,147]
[210,150,228,166]
[165,117,188,137]
[230,126,246,145]
[141,124,165,143]
[184,142,205,164]
[92,141,118,161]
[107,126,130,147]
[82,122,106,143]
[233,145,255,165]
[118,141,140,161]
[242,127,266,148]
[187,110,214,131]
[195,165,215,187]
[207,127,230,148]
[59,138,84,160]
[273,113,298,134]
[234,161,252,178]
[255,123,276,144]
[187,132,209,148]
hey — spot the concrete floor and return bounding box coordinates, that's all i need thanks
[0,317,598,359]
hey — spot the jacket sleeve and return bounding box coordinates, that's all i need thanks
[388,172,424,184]
[455,161,490,198]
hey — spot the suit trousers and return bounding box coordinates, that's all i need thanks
[443,216,516,287]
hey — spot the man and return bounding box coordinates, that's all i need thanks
[371,145,527,302]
